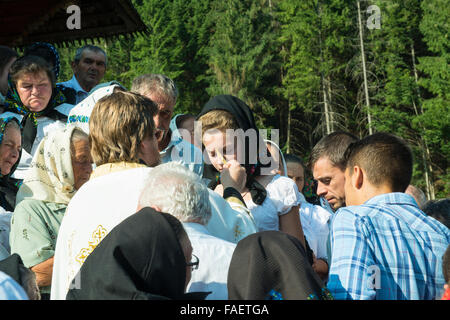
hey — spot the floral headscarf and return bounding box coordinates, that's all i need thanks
[24,42,61,80]
[15,125,79,205]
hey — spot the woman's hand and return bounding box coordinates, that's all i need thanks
[220,160,247,193]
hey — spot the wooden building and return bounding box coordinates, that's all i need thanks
[0,0,147,48]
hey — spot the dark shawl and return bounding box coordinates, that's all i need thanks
[66,207,209,300]
[0,117,22,211]
[197,94,271,205]
[0,253,25,286]
[227,231,333,300]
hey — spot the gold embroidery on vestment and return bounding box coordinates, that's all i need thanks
[75,225,107,265]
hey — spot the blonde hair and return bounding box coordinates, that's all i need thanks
[198,109,238,139]
[89,91,157,166]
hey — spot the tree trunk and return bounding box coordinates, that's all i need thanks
[322,76,331,134]
[357,0,373,134]
[286,104,291,154]
[327,76,334,132]
[411,44,435,200]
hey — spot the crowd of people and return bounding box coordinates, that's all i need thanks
[0,43,449,301]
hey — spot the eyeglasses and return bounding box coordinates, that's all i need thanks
[186,254,199,271]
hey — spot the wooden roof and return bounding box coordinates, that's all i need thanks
[0,0,148,48]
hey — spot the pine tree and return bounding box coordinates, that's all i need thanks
[205,0,279,128]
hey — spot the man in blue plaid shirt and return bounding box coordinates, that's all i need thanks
[327,132,450,300]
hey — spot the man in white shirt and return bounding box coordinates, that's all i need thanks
[138,162,242,300]
[58,45,107,104]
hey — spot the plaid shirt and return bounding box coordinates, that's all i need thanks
[327,193,450,300]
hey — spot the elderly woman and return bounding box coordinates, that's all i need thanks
[10,125,92,299]
[1,55,72,180]
[0,117,22,261]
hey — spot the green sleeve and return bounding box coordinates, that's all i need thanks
[10,200,57,268]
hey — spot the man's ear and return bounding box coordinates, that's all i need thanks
[352,165,364,190]
[70,61,77,72]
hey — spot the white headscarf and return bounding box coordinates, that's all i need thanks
[15,125,80,205]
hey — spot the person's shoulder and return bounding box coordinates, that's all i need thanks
[14,198,45,212]
[14,199,61,219]
[332,206,366,224]
[0,112,22,122]
[57,75,76,87]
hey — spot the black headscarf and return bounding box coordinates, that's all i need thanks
[66,207,209,300]
[197,94,270,205]
[0,117,22,211]
[227,231,333,300]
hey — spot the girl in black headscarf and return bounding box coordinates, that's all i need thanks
[197,95,305,244]
[66,207,210,300]
[227,231,333,300]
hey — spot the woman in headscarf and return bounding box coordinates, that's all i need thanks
[24,42,77,104]
[197,95,305,244]
[66,207,210,300]
[9,125,92,299]
[227,231,333,300]
[0,117,22,211]
[0,117,22,261]
[1,55,74,180]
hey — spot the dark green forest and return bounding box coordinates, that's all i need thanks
[55,0,449,199]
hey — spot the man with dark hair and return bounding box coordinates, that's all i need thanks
[327,132,450,300]
[59,45,107,103]
[310,131,358,211]
[422,199,450,229]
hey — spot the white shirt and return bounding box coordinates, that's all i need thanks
[51,166,257,300]
[58,75,88,104]
[50,167,150,300]
[0,112,66,180]
[246,174,302,231]
[184,223,236,300]
[298,197,331,260]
